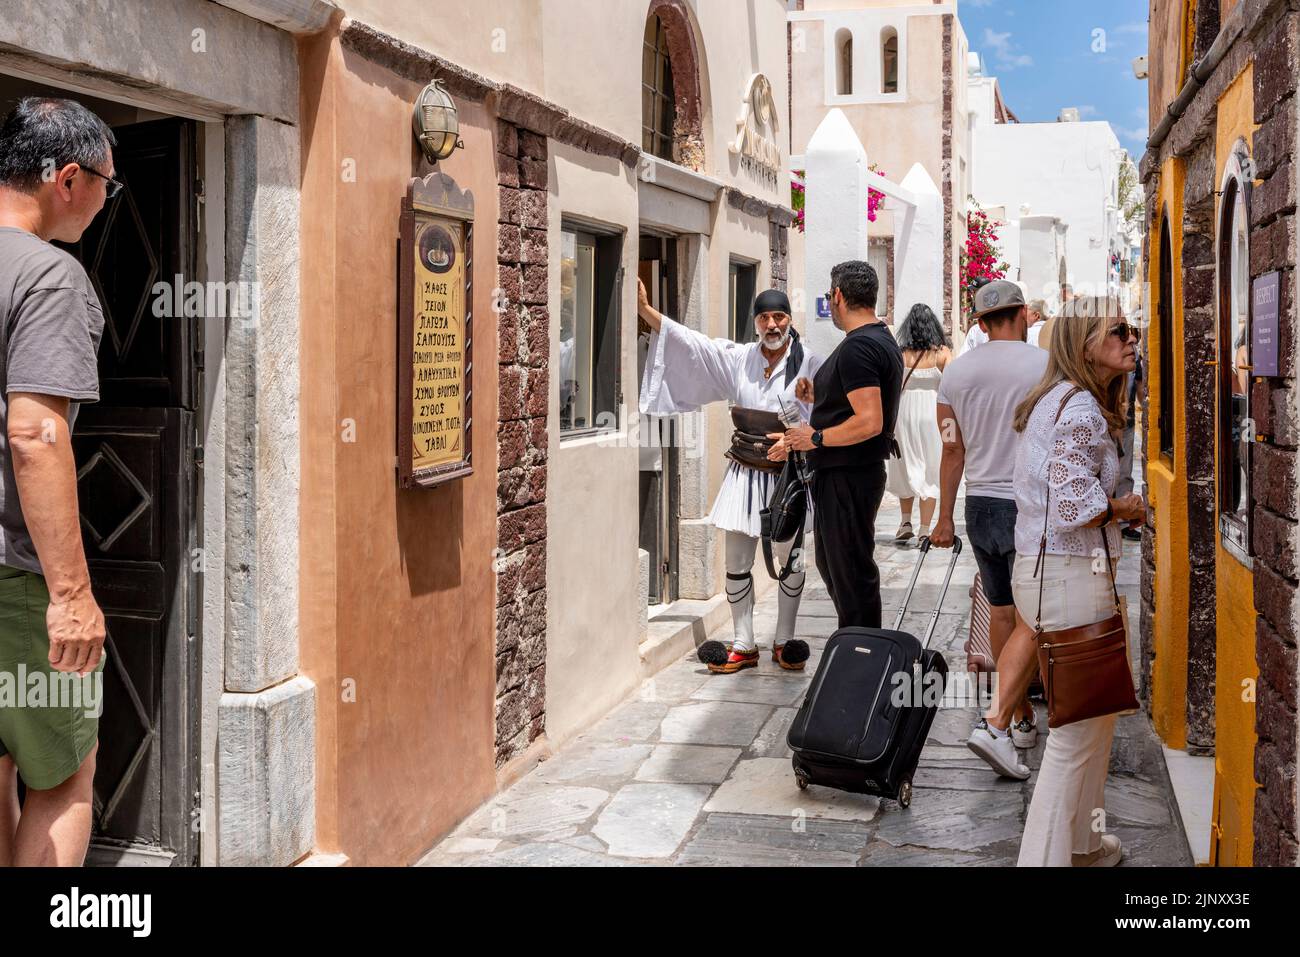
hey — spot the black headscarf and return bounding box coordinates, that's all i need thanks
[752,288,802,386]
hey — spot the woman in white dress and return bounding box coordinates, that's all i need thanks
[886,303,951,542]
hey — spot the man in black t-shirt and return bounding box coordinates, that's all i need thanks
[772,260,902,628]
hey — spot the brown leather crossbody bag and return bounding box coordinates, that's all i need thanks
[1031,386,1140,729]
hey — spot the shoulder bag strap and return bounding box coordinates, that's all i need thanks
[900,349,925,393]
[1034,385,1084,631]
[762,519,801,581]
[761,456,806,582]
[883,350,926,453]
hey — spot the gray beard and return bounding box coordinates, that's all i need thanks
[762,330,790,350]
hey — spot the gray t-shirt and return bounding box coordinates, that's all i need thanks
[0,226,104,574]
[936,339,1047,500]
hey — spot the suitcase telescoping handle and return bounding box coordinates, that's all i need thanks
[891,536,963,651]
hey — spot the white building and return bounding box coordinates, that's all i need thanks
[968,55,1137,311]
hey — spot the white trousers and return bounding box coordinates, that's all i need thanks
[1011,552,1120,867]
[724,530,805,653]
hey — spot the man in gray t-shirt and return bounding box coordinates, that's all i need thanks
[0,96,116,867]
[0,229,105,570]
[930,280,1047,781]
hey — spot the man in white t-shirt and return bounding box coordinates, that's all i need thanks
[930,280,1048,780]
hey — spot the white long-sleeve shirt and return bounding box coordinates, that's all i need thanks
[638,315,823,536]
[639,315,821,419]
[1013,381,1121,558]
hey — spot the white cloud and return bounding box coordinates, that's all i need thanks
[1077,105,1099,117]
[982,27,1034,70]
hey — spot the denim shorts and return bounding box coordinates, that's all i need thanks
[965,496,1018,607]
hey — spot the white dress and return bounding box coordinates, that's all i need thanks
[639,316,823,537]
[885,365,942,501]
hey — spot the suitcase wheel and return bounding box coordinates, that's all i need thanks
[897,776,913,808]
[795,769,810,791]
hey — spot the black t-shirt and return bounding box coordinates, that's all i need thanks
[809,321,903,469]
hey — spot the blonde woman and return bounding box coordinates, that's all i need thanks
[1008,296,1143,867]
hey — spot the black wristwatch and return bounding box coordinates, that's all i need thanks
[811,430,824,448]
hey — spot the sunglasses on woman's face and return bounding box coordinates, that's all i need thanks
[1108,321,1138,341]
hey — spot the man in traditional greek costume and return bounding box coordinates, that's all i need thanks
[637,279,822,674]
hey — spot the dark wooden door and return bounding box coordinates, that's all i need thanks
[636,234,680,605]
[65,118,200,865]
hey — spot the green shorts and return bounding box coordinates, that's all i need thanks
[0,564,103,790]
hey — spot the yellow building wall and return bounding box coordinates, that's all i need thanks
[1148,157,1191,749]
[1210,65,1259,866]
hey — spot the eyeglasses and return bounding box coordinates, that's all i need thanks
[81,165,124,199]
[1108,321,1138,341]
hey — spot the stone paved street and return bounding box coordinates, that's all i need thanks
[422,498,1194,867]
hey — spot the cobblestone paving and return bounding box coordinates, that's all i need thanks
[421,498,1194,867]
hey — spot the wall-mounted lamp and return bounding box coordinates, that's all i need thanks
[413,78,464,163]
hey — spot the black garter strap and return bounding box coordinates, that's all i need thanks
[725,571,753,603]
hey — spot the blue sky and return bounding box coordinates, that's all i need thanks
[959,0,1150,156]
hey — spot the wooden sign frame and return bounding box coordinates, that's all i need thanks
[397,170,475,488]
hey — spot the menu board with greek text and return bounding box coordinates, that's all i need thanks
[411,215,466,472]
[398,170,473,489]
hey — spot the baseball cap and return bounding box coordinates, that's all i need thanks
[970,279,1026,320]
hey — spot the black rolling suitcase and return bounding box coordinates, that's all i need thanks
[787,537,962,808]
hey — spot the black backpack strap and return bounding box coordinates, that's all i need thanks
[762,513,803,581]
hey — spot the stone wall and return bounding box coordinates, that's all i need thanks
[940,13,954,327]
[1249,8,1299,867]
[494,119,550,767]
[1181,132,1219,752]
[770,221,789,291]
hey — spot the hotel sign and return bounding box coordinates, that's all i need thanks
[398,170,474,488]
[731,73,781,181]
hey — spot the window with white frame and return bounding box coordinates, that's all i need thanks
[560,226,622,434]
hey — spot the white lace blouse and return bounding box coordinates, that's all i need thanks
[1013,381,1122,558]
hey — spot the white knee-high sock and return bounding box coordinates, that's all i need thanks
[775,544,806,645]
[726,572,756,653]
[724,531,760,653]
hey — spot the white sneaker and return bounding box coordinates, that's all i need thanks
[1011,711,1039,750]
[967,720,1031,780]
[1073,833,1123,867]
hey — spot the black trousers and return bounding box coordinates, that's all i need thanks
[812,463,887,629]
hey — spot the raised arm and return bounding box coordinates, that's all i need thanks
[637,277,744,414]
[636,277,663,333]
